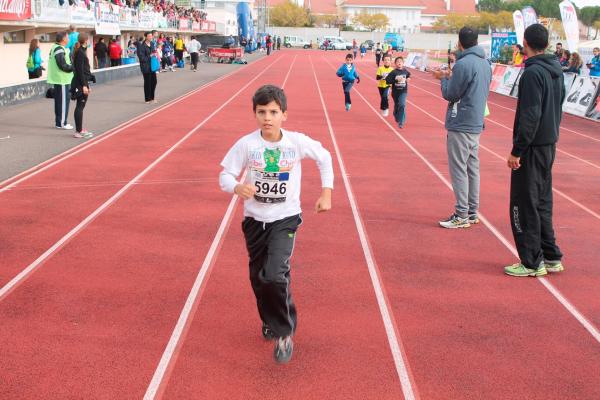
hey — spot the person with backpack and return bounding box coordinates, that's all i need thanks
[26,38,44,79]
[47,31,74,130]
[71,32,95,139]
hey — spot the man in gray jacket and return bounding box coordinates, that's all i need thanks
[433,27,491,229]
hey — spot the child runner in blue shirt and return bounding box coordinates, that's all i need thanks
[336,53,360,111]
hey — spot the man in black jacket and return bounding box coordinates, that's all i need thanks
[505,24,564,277]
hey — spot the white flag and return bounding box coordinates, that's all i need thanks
[513,10,525,45]
[522,6,538,28]
[559,0,579,51]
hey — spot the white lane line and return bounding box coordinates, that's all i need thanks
[0,136,10,140]
[0,56,282,303]
[408,72,600,143]
[0,57,272,192]
[312,56,418,400]
[363,68,600,220]
[345,62,600,345]
[143,54,296,400]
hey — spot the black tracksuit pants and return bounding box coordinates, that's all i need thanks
[510,145,563,269]
[242,214,301,338]
[53,84,70,128]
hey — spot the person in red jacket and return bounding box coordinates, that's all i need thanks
[108,38,122,67]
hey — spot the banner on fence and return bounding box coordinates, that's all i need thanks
[0,0,31,20]
[70,1,94,24]
[490,64,507,92]
[563,76,599,117]
[495,66,523,96]
[585,83,600,120]
[178,17,190,31]
[95,2,120,35]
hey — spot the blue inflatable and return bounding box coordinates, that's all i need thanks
[237,3,256,52]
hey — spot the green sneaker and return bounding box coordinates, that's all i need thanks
[544,261,564,273]
[504,263,547,277]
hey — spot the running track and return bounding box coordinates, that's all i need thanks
[1,50,599,399]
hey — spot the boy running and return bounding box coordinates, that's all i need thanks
[385,56,411,128]
[376,54,393,116]
[219,85,334,363]
[336,53,360,111]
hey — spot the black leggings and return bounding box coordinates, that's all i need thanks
[143,72,157,102]
[190,52,199,69]
[74,93,88,133]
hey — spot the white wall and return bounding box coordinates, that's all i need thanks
[0,32,93,87]
[342,6,422,33]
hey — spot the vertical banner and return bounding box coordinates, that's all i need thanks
[513,11,525,45]
[522,6,538,28]
[559,0,579,52]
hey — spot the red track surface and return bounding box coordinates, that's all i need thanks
[1,50,599,399]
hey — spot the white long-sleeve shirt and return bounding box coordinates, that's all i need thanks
[219,129,334,223]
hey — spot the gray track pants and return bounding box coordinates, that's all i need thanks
[447,131,480,218]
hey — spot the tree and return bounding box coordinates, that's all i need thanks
[270,1,311,27]
[579,6,600,39]
[477,0,504,13]
[352,11,389,31]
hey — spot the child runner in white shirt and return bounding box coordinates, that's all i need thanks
[219,85,334,364]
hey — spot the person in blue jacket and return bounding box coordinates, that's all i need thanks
[336,53,360,111]
[27,38,44,79]
[586,47,600,77]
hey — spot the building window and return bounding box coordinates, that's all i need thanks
[36,33,54,43]
[3,31,26,43]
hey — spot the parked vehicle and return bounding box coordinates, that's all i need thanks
[322,36,352,50]
[361,40,374,50]
[284,36,311,49]
[383,32,405,51]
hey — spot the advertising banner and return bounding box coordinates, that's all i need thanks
[585,83,600,120]
[495,66,523,96]
[513,11,525,46]
[138,10,155,28]
[491,32,517,62]
[522,6,538,28]
[71,1,95,25]
[0,0,31,20]
[95,2,121,35]
[178,17,189,31]
[192,21,200,32]
[563,76,599,116]
[490,64,507,92]
[559,0,579,52]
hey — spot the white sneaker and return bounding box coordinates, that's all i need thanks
[382,109,389,117]
[63,124,74,130]
[439,213,471,229]
[73,132,84,138]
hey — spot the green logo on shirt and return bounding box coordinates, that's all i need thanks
[263,148,281,172]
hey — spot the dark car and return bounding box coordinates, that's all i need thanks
[361,40,374,50]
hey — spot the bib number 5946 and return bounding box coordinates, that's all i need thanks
[255,181,287,195]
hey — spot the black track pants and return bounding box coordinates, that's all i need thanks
[510,145,563,269]
[242,214,301,337]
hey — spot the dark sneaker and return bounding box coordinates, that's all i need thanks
[544,260,564,273]
[468,214,480,225]
[273,336,293,364]
[262,322,275,341]
[439,213,470,229]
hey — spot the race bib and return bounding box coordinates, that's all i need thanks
[395,75,406,89]
[249,147,294,204]
[252,170,288,203]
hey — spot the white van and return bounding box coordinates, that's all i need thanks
[322,36,352,50]
[284,36,311,49]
